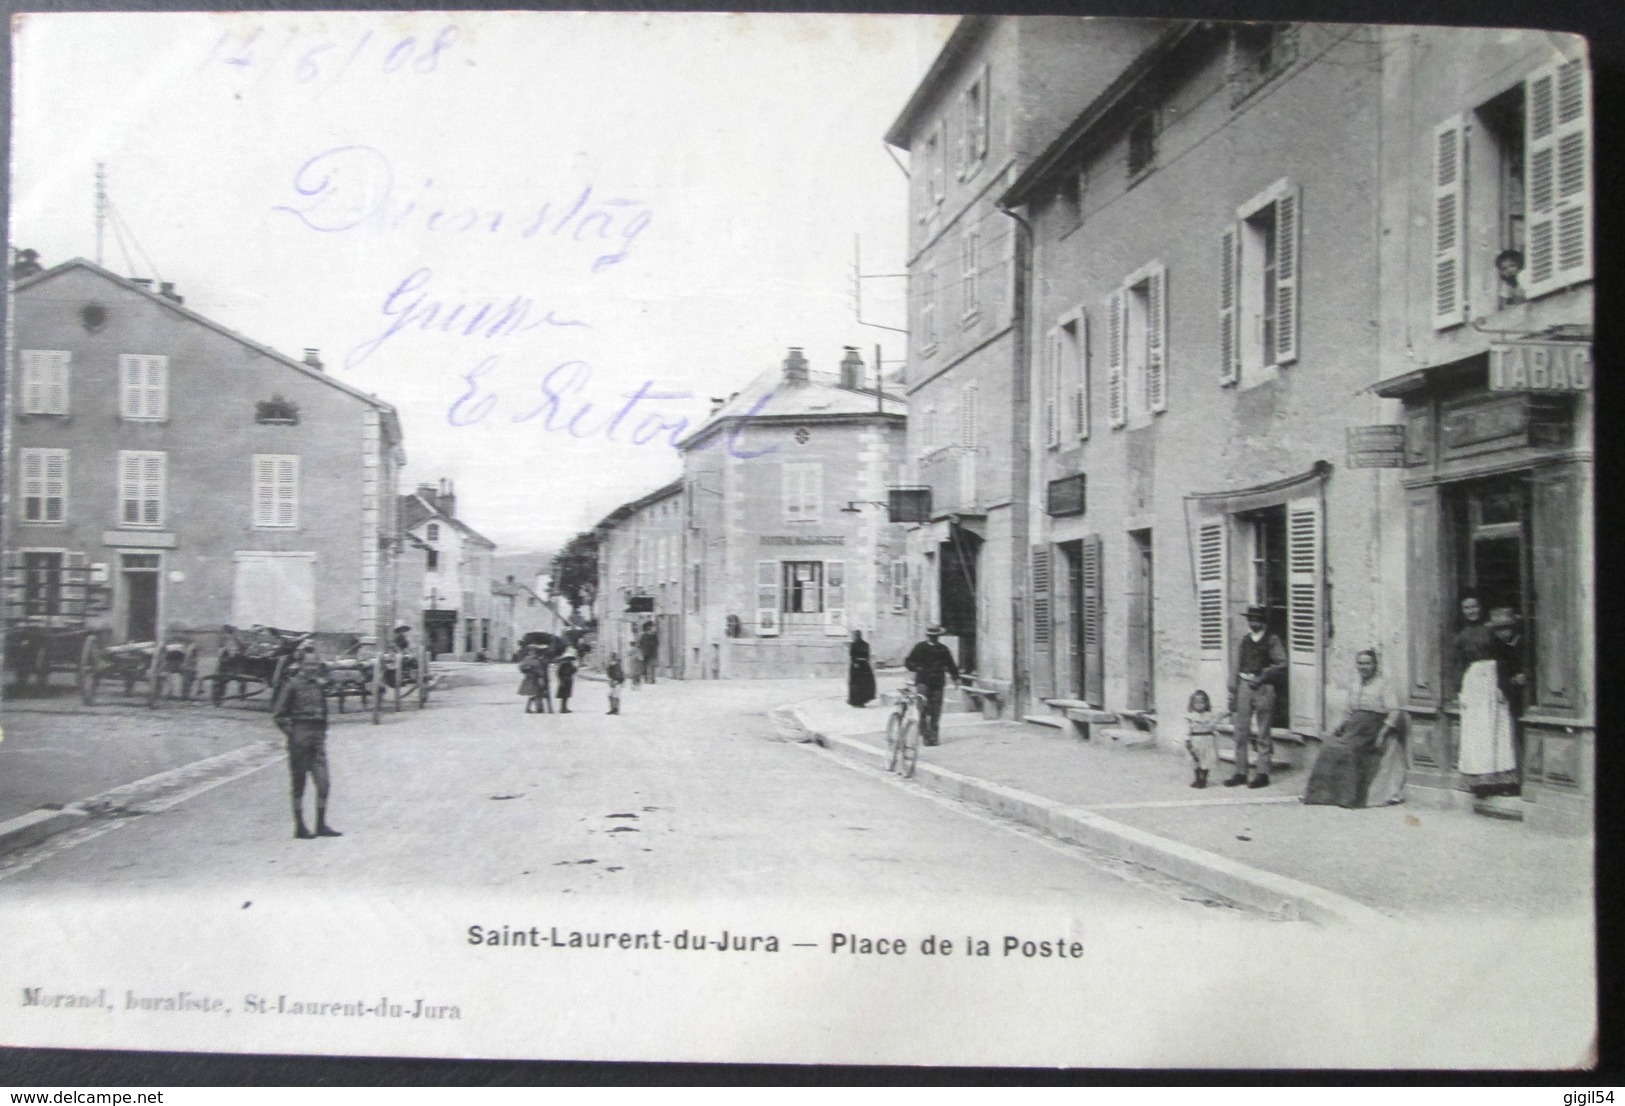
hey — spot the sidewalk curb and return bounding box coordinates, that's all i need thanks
[0,806,91,853]
[791,708,1387,927]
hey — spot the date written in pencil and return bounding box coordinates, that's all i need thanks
[199,24,463,87]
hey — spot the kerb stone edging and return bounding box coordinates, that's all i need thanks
[794,708,1386,927]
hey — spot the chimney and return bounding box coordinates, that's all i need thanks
[782,347,809,386]
[438,478,457,519]
[302,348,324,372]
[159,281,184,304]
[839,346,864,390]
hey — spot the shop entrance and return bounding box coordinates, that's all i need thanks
[1446,475,1532,684]
[119,554,160,643]
[1238,505,1289,727]
[939,528,979,675]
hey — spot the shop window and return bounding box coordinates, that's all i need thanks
[782,561,824,614]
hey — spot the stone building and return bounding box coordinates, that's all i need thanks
[884,15,1169,712]
[1372,28,1593,832]
[593,479,686,678]
[399,480,498,660]
[8,257,405,643]
[677,348,910,679]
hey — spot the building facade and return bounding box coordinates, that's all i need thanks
[399,480,498,660]
[1372,29,1593,832]
[676,348,911,680]
[593,480,686,678]
[885,15,1169,711]
[8,258,404,644]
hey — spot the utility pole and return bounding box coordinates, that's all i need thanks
[94,163,107,267]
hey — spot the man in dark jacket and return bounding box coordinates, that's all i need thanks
[272,641,340,839]
[904,624,961,747]
[1226,605,1288,789]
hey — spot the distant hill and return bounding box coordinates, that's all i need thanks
[492,550,555,592]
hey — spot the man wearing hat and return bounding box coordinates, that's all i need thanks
[905,625,961,747]
[1226,605,1287,789]
[272,640,341,839]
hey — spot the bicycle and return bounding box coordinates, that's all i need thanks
[886,683,925,778]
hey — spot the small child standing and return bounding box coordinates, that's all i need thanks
[1185,689,1219,789]
[606,653,625,716]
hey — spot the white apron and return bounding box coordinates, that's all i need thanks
[1456,659,1517,777]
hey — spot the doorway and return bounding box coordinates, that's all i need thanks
[119,553,160,642]
[1447,475,1532,690]
[1238,506,1290,727]
[1126,529,1155,711]
[939,528,980,674]
[1064,542,1084,699]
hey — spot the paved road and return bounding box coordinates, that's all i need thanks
[0,668,1238,914]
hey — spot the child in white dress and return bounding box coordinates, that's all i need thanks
[1185,690,1219,789]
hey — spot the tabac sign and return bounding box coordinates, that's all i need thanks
[1488,340,1591,393]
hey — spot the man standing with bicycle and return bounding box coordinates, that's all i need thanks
[904,624,960,747]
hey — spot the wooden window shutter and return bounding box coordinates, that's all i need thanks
[1031,546,1051,647]
[1075,314,1091,440]
[824,560,847,635]
[254,456,276,527]
[1107,290,1127,428]
[960,382,978,449]
[47,352,70,415]
[275,457,299,528]
[43,450,66,523]
[1082,534,1104,706]
[955,95,968,180]
[120,358,142,419]
[1219,226,1240,385]
[148,357,169,419]
[1285,495,1323,734]
[1404,486,1441,708]
[20,450,44,522]
[1530,467,1582,713]
[1043,331,1059,447]
[1525,59,1591,297]
[1197,520,1226,656]
[20,352,43,413]
[1431,116,1468,328]
[119,452,142,524]
[143,454,164,525]
[977,64,991,160]
[1146,263,1168,413]
[1274,183,1301,364]
[755,560,780,636]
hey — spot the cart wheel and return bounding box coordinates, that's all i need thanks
[78,636,100,706]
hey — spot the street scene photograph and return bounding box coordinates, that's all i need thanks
[0,10,1596,1069]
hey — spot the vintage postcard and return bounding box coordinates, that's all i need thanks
[0,10,1595,1068]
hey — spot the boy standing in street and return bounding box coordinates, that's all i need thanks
[606,653,625,715]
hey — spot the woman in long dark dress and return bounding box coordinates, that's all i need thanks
[1303,650,1406,808]
[847,630,876,708]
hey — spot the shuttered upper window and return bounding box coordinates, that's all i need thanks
[782,463,822,522]
[19,351,70,415]
[958,65,990,180]
[1108,262,1168,428]
[19,448,68,525]
[119,355,169,421]
[1225,179,1300,386]
[117,450,166,528]
[253,455,299,529]
[1525,57,1591,298]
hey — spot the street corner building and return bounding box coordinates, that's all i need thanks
[398,480,499,660]
[898,19,1591,830]
[7,258,407,647]
[594,347,911,680]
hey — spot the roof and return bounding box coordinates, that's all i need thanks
[999,23,1200,209]
[15,258,404,446]
[400,492,498,549]
[675,366,905,452]
[885,16,992,148]
[593,478,684,533]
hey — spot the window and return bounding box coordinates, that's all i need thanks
[1525,58,1591,298]
[117,451,166,528]
[253,455,299,528]
[119,355,169,421]
[19,351,70,415]
[1229,24,1297,105]
[1058,315,1088,441]
[960,227,980,321]
[959,382,979,450]
[958,66,990,179]
[782,463,822,522]
[426,549,439,571]
[890,560,910,611]
[920,405,937,455]
[755,560,780,636]
[1107,262,1167,428]
[426,523,440,541]
[921,268,938,350]
[782,561,824,614]
[1223,180,1299,386]
[922,123,946,218]
[1127,112,1157,178]
[19,449,67,524]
